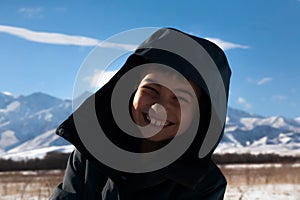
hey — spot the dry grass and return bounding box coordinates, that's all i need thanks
[0,164,299,199]
[220,163,300,185]
[219,164,300,200]
[0,170,64,200]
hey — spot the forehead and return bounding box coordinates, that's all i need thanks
[140,69,188,86]
[139,70,201,98]
[136,64,202,98]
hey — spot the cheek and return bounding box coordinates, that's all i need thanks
[132,91,152,111]
[132,93,140,110]
[179,103,195,118]
[181,111,194,127]
[132,89,144,109]
[177,104,197,133]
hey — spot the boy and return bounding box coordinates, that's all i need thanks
[50,28,231,199]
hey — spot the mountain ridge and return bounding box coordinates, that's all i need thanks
[0,91,299,160]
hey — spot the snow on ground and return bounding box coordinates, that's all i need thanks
[0,165,299,200]
[221,163,300,169]
[225,184,300,200]
[215,142,300,156]
[221,163,300,200]
[1,184,297,200]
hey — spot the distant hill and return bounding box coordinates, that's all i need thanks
[0,91,299,160]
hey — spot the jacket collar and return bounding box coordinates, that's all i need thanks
[56,116,210,190]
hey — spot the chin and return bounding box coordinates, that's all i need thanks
[146,130,175,142]
[146,136,167,142]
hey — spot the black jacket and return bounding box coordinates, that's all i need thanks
[50,28,231,200]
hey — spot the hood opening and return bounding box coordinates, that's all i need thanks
[59,28,231,175]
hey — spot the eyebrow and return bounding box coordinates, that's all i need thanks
[143,78,195,99]
[174,88,195,99]
[142,78,156,84]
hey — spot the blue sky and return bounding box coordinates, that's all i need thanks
[0,0,299,118]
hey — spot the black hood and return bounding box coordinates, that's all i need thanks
[57,28,231,188]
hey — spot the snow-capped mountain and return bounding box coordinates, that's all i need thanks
[215,107,300,155]
[0,91,299,160]
[0,92,72,158]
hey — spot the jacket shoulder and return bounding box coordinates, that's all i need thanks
[193,161,227,199]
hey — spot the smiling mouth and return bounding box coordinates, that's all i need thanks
[142,112,174,128]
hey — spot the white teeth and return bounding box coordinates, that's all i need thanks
[156,120,161,126]
[147,114,169,127]
[151,118,163,126]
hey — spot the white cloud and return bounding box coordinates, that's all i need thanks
[257,77,272,85]
[84,69,118,89]
[247,77,272,85]
[205,37,250,50]
[237,97,246,104]
[272,95,287,101]
[1,25,250,52]
[237,97,252,110]
[0,25,136,50]
[18,7,44,18]
[188,31,249,50]
[1,91,13,96]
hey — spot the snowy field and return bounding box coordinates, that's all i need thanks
[220,164,300,200]
[0,164,299,200]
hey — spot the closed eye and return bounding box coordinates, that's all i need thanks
[177,96,189,103]
[142,85,159,95]
[173,96,189,103]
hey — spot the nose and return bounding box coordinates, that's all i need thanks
[157,87,178,110]
[149,103,167,121]
[151,103,165,114]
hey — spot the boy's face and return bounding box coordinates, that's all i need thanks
[131,70,200,142]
